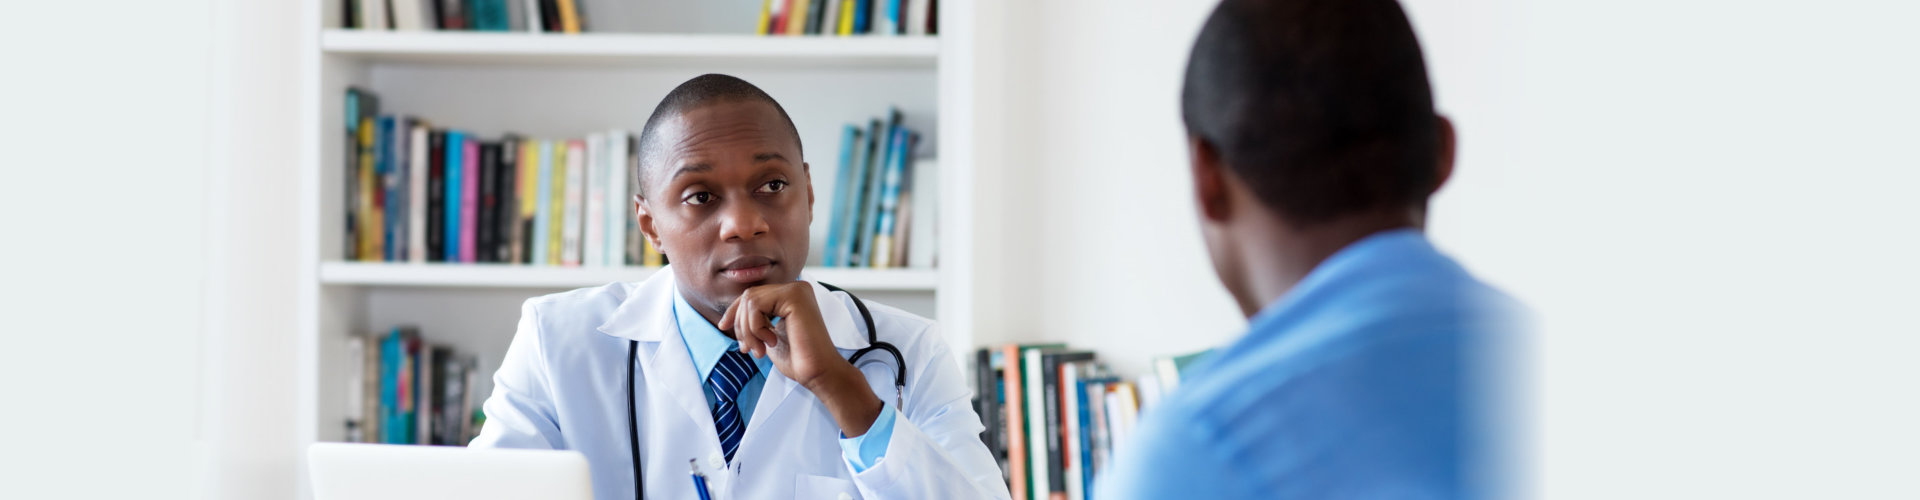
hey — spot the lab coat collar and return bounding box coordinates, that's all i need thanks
[596,265,870,351]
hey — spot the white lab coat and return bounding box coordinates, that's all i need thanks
[471,266,1011,500]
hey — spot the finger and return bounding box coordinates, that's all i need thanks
[735,293,770,357]
[745,307,776,352]
[717,295,739,332]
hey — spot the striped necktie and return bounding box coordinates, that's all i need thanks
[706,349,760,464]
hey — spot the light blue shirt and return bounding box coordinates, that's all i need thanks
[1096,229,1520,499]
[672,289,896,471]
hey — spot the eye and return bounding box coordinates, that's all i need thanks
[684,192,714,206]
[758,179,789,194]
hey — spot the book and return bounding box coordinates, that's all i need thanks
[888,147,918,268]
[847,115,889,267]
[823,125,862,267]
[426,130,446,262]
[472,0,510,30]
[786,0,809,36]
[384,115,409,262]
[522,0,543,32]
[416,343,435,445]
[869,127,912,268]
[477,141,500,262]
[876,0,898,35]
[460,135,480,263]
[538,0,560,32]
[556,0,581,33]
[626,135,645,266]
[436,0,465,29]
[443,130,464,262]
[343,89,362,260]
[496,136,521,263]
[345,335,366,442]
[561,140,586,266]
[852,0,872,34]
[408,122,430,262]
[534,140,554,266]
[548,141,568,266]
[837,0,856,35]
[359,0,391,30]
[807,0,828,34]
[1020,345,1065,500]
[1001,345,1030,500]
[820,0,840,37]
[358,109,380,262]
[363,331,382,442]
[582,133,606,268]
[514,139,539,264]
[604,130,631,267]
[1041,351,1095,499]
[1059,360,1100,500]
[392,0,431,30]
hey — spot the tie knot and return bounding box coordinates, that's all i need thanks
[707,349,759,400]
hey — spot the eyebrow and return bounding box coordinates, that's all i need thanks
[666,153,791,182]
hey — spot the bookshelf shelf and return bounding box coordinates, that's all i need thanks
[318,261,940,290]
[321,29,940,67]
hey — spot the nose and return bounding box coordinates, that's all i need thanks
[717,198,771,242]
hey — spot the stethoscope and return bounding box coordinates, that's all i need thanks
[624,282,905,499]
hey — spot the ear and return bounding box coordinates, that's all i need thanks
[803,161,815,224]
[635,195,662,254]
[1189,135,1232,223]
[1431,114,1456,195]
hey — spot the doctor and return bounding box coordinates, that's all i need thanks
[471,74,1009,500]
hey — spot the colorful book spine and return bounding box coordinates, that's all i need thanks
[344,89,361,261]
[824,125,860,267]
[870,127,910,268]
[582,133,607,268]
[547,142,567,266]
[426,130,446,262]
[460,137,480,262]
[443,130,464,262]
[604,131,630,267]
[408,122,429,262]
[561,139,586,267]
[516,140,540,264]
[477,142,499,263]
[533,140,553,266]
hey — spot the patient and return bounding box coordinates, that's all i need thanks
[1096,0,1522,498]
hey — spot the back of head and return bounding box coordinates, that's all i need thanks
[1181,0,1438,224]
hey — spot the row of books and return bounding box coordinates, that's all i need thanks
[973,345,1210,500]
[756,0,937,36]
[345,0,587,33]
[343,87,665,267]
[822,109,937,268]
[344,326,486,446]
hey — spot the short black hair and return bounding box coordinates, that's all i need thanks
[635,73,802,197]
[1181,0,1439,224]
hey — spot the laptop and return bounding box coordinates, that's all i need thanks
[308,443,593,500]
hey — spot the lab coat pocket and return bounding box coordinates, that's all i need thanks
[793,473,859,500]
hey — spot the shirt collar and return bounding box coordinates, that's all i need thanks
[672,285,772,380]
[1246,227,1436,329]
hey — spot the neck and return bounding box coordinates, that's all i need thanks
[1232,207,1422,317]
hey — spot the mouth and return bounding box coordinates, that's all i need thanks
[716,256,777,283]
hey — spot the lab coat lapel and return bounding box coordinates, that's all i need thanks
[597,266,720,448]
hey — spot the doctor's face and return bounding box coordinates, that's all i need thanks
[636,100,814,320]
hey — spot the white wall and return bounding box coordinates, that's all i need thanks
[0,1,215,499]
[984,0,1920,498]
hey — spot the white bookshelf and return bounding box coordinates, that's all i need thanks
[319,262,940,290]
[295,2,977,498]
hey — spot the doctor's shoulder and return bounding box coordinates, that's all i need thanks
[512,282,636,356]
[838,296,945,358]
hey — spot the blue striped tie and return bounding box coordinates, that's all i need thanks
[706,349,759,464]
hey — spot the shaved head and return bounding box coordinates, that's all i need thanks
[636,74,802,199]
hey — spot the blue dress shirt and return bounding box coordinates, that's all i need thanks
[672,288,896,471]
[1095,229,1521,499]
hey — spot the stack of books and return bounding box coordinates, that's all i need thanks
[345,326,486,446]
[821,108,937,269]
[757,0,937,36]
[342,87,664,268]
[344,0,588,33]
[972,346,1211,500]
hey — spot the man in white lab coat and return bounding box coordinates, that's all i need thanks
[471,74,1009,500]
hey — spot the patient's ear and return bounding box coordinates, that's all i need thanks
[1189,135,1232,223]
[1431,115,1456,195]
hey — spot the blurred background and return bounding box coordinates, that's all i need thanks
[2,0,1916,498]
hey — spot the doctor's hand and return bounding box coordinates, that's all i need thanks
[719,282,884,436]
